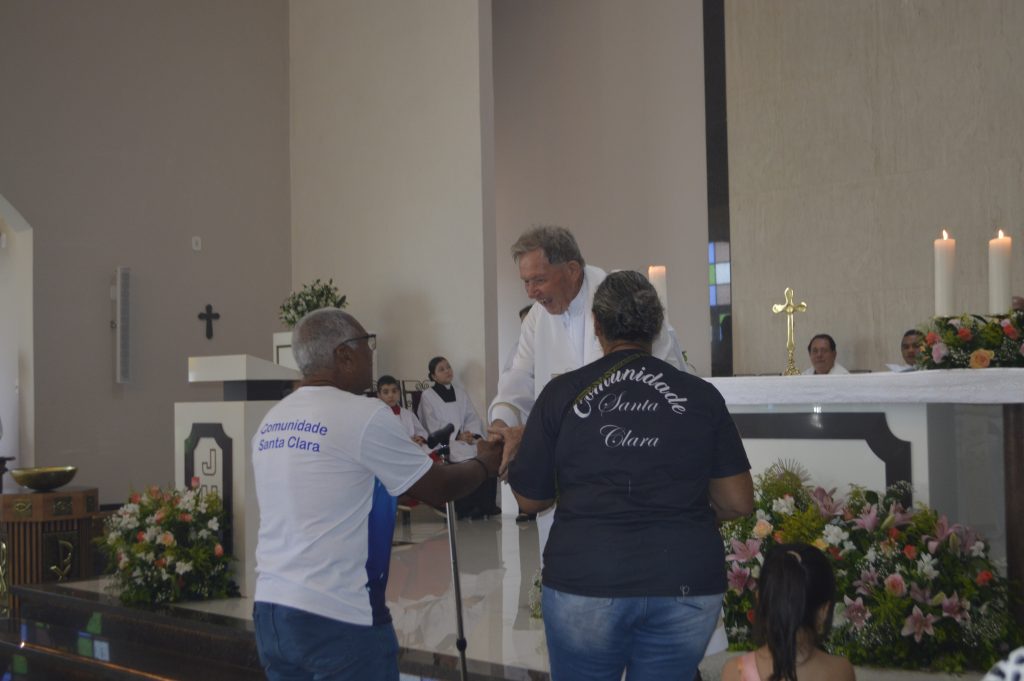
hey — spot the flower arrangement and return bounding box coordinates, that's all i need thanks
[279,278,348,329]
[99,480,239,605]
[721,461,1021,673]
[916,309,1024,369]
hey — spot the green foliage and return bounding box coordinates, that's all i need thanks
[279,278,348,328]
[777,506,827,545]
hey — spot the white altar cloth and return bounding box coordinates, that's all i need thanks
[703,368,1020,566]
[706,368,1024,406]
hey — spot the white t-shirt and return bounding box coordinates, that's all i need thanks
[252,386,433,626]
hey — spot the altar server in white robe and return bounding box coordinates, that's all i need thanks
[488,226,685,542]
[419,356,498,518]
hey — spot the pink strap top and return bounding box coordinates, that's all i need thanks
[737,651,761,681]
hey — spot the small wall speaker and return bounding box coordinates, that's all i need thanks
[114,266,131,383]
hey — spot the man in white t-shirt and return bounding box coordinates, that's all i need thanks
[251,308,501,681]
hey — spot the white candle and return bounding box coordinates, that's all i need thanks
[934,230,956,316]
[989,229,1013,313]
[647,265,668,308]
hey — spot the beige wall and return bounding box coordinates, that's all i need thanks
[492,0,712,375]
[726,0,1024,374]
[0,195,34,467]
[289,0,496,408]
[0,1,291,502]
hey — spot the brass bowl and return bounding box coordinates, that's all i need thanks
[9,466,77,492]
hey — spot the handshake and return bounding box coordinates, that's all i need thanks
[482,420,523,481]
[429,421,523,480]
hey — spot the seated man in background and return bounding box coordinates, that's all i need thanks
[802,333,849,375]
[901,329,924,367]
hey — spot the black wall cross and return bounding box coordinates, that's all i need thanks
[198,304,221,339]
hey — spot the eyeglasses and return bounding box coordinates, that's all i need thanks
[337,334,377,352]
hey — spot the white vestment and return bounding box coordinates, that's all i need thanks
[390,405,433,454]
[488,265,685,428]
[417,384,484,463]
[802,362,850,375]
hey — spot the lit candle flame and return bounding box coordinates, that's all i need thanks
[942,229,949,240]
[998,229,1005,239]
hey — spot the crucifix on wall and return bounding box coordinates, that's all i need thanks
[198,304,220,339]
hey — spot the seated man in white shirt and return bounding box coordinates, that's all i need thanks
[802,333,850,375]
[901,329,924,367]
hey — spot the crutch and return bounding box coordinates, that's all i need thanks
[426,424,469,681]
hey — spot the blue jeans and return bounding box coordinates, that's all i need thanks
[542,586,722,681]
[253,602,399,681]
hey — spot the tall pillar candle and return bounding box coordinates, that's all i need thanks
[989,230,1013,313]
[934,230,956,316]
[648,265,668,308]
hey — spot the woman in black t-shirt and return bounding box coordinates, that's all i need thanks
[506,270,754,681]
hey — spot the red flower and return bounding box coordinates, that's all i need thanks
[957,327,972,341]
[903,544,918,560]
[191,476,201,489]
[154,557,166,568]
[827,546,842,561]
[214,543,224,558]
[746,609,756,624]
[976,570,994,586]
[129,493,141,504]
[925,332,940,346]
[1002,320,1020,340]
[136,531,146,543]
[179,513,193,523]
[773,531,784,543]
[888,527,901,540]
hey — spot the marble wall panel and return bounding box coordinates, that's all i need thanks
[727,0,1024,374]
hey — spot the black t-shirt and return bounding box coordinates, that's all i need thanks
[509,350,750,598]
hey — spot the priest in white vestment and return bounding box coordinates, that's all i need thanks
[802,333,850,375]
[488,226,685,544]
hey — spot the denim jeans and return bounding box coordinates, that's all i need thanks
[541,586,722,681]
[253,601,399,681]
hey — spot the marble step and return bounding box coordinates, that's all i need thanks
[11,582,262,678]
[0,617,261,680]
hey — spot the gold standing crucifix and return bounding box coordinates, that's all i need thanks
[772,287,808,376]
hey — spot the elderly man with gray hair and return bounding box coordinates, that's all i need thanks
[251,308,501,681]
[489,226,686,546]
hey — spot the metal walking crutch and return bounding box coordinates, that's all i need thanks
[426,424,470,681]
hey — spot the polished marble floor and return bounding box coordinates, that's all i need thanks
[70,507,986,681]
[73,506,548,679]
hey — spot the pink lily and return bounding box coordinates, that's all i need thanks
[727,562,752,594]
[901,606,937,642]
[854,567,879,596]
[881,502,914,530]
[811,486,846,518]
[924,515,958,554]
[940,592,970,623]
[726,538,762,563]
[853,504,879,532]
[843,595,871,630]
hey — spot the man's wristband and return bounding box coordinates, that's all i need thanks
[469,457,492,479]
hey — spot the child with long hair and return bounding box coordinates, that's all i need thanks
[721,543,855,681]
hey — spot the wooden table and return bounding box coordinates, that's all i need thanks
[0,485,100,616]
